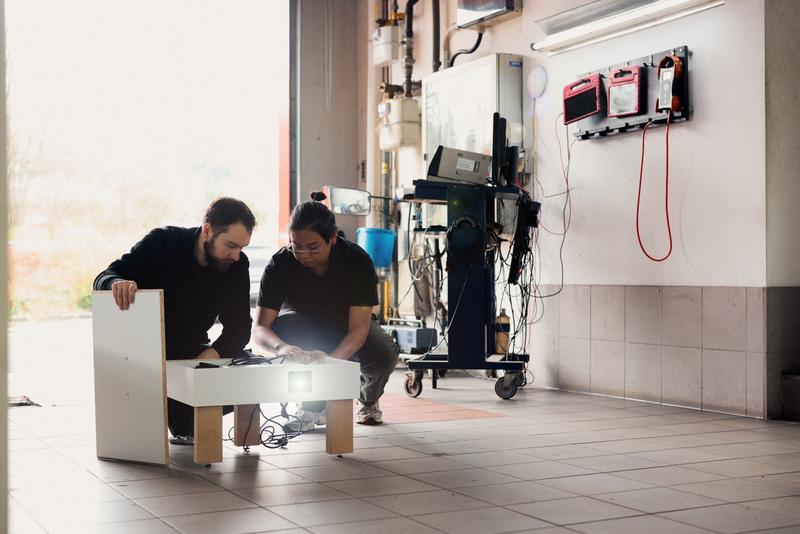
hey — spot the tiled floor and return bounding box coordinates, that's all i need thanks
[8,371,800,534]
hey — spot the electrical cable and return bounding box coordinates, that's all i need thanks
[448,31,483,67]
[415,257,477,357]
[535,125,578,236]
[224,405,304,450]
[535,115,573,300]
[221,354,304,449]
[228,354,284,366]
[554,113,574,232]
[635,112,673,262]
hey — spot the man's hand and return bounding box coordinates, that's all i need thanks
[196,347,220,360]
[276,344,303,358]
[111,280,138,310]
[285,350,326,364]
[305,350,327,363]
[277,345,326,364]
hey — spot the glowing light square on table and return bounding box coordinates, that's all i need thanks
[166,357,360,407]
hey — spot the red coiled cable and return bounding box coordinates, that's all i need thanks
[635,113,672,262]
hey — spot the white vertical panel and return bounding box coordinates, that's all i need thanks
[92,290,168,466]
[0,0,9,527]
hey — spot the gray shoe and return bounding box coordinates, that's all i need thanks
[285,409,326,433]
[356,401,383,425]
[169,435,194,445]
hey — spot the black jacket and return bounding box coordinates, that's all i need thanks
[93,226,251,359]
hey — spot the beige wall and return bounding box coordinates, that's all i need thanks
[1,0,8,528]
[766,0,800,287]
[374,0,770,287]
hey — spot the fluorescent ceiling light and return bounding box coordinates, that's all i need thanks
[532,0,724,55]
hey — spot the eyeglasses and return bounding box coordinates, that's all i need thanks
[288,244,322,257]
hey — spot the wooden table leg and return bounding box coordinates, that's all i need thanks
[194,406,223,464]
[234,404,261,447]
[325,399,353,455]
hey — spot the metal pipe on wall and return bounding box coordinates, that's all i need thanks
[380,111,392,230]
[432,0,441,72]
[390,151,399,312]
[403,0,418,97]
[366,0,388,228]
[379,0,392,231]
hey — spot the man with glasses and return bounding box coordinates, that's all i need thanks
[253,194,399,429]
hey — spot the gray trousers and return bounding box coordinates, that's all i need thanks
[271,311,400,411]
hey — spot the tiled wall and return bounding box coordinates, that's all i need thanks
[765,288,800,418]
[530,286,771,418]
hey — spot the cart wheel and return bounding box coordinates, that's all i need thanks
[437,369,447,378]
[495,375,518,400]
[515,372,526,387]
[404,374,423,398]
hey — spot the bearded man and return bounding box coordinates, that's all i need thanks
[93,197,256,444]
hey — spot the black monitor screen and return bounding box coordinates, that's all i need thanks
[491,112,506,185]
[564,88,600,124]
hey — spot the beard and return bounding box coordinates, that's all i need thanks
[204,239,234,273]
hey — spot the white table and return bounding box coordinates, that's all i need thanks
[167,357,361,464]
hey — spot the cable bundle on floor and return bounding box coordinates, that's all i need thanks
[224,404,304,450]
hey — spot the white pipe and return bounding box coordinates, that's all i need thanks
[442,23,459,68]
[365,8,382,227]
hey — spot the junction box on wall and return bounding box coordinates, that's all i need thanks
[378,97,421,152]
[372,25,402,67]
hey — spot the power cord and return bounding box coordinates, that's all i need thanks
[636,112,673,262]
[534,115,573,299]
[416,257,478,357]
[222,352,302,450]
[228,354,285,366]
[224,404,303,451]
[449,31,484,67]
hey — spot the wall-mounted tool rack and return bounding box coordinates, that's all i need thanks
[571,45,691,140]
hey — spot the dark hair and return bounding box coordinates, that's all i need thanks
[204,197,256,234]
[289,191,337,242]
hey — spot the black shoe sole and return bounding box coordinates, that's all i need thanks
[357,418,383,425]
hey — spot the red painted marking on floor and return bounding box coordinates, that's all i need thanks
[359,393,501,424]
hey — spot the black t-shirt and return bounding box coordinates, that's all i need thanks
[258,237,378,323]
[93,226,252,359]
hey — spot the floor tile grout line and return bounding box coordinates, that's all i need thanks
[10,376,800,533]
[654,502,800,534]
[7,491,50,534]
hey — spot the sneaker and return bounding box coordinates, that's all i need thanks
[285,409,325,433]
[356,401,383,425]
[169,435,194,445]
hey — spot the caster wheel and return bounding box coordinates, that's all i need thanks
[437,369,447,378]
[495,375,518,400]
[515,373,525,387]
[404,374,423,398]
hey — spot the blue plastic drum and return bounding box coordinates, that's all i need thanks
[356,227,396,269]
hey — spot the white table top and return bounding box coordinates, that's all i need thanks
[166,357,361,407]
